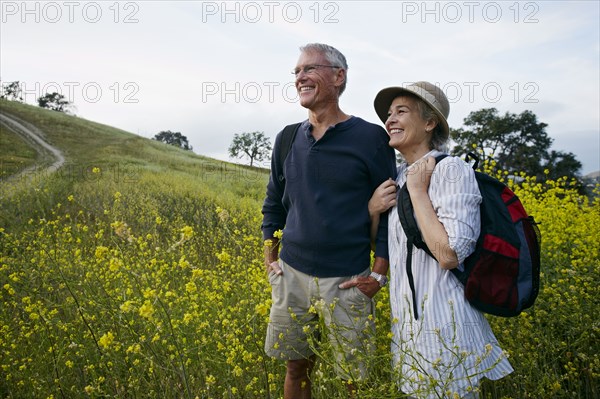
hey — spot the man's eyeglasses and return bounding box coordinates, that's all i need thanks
[292,64,341,77]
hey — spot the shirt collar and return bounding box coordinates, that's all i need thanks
[301,116,355,138]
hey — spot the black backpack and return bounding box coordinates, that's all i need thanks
[397,153,541,319]
[275,123,302,183]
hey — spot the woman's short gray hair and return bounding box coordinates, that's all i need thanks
[401,93,448,151]
[299,43,348,95]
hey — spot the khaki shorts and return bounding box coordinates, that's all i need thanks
[264,260,375,380]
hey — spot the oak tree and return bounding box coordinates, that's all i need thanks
[228,131,272,167]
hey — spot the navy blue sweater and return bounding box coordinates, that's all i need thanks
[261,116,397,277]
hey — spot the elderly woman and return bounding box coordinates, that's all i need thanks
[369,82,513,398]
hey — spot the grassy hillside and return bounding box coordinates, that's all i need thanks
[0,100,268,203]
[0,100,598,398]
[0,126,39,179]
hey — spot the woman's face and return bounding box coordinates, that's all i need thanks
[385,95,435,156]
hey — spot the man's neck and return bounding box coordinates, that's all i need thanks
[307,105,350,141]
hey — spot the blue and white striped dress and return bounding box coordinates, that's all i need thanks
[389,150,513,398]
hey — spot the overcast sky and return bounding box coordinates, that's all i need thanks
[1,0,599,174]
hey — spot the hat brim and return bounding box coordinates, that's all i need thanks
[373,86,449,139]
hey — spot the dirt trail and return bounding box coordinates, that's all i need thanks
[0,111,65,183]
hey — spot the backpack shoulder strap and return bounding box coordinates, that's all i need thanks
[396,153,448,319]
[464,151,480,170]
[397,185,430,254]
[396,153,448,256]
[277,123,301,183]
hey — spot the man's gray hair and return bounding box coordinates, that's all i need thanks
[299,43,348,95]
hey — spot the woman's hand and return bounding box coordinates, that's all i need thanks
[406,156,436,195]
[369,178,397,217]
[369,178,397,251]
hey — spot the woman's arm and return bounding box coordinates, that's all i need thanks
[406,157,459,269]
[368,178,397,249]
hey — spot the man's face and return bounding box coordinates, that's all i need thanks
[294,50,344,111]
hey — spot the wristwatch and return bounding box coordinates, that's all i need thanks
[369,271,388,287]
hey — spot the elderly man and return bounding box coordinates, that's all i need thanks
[261,43,396,398]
